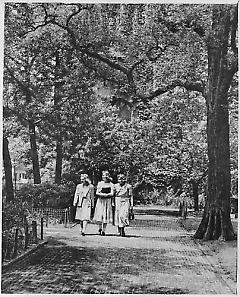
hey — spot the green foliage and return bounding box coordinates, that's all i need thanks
[2,200,31,231]
[3,3,237,209]
[15,182,76,209]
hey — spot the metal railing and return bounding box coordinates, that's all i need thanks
[2,216,44,262]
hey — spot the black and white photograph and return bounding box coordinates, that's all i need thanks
[1,1,238,294]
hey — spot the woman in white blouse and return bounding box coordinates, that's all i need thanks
[73,174,94,236]
[93,171,114,236]
[114,173,133,237]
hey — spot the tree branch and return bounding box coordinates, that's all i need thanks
[79,55,120,85]
[24,5,206,105]
[66,4,82,27]
[144,79,205,101]
[82,48,129,74]
[5,65,34,99]
[46,16,130,76]
[3,105,29,125]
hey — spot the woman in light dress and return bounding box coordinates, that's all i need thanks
[73,173,94,236]
[93,171,114,236]
[114,173,133,237]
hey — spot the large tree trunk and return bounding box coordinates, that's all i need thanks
[55,136,63,184]
[191,180,199,212]
[54,50,63,184]
[28,119,41,184]
[3,136,14,202]
[194,7,235,241]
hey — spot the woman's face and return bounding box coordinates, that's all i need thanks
[102,173,109,182]
[80,175,87,183]
[118,176,126,186]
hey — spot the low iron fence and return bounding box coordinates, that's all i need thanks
[2,215,44,262]
[31,207,73,227]
[2,207,74,263]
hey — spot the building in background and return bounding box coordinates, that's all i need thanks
[2,164,34,196]
[13,165,34,190]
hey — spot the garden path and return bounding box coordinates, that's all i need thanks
[1,209,237,294]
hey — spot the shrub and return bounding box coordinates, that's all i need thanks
[15,182,76,209]
[2,200,31,231]
[147,189,163,205]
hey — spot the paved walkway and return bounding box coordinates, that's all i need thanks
[1,212,237,294]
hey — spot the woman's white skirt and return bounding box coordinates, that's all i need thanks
[75,199,91,221]
[114,198,130,227]
[93,197,113,223]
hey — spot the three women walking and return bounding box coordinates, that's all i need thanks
[73,171,134,236]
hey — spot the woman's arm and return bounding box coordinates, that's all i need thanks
[96,182,107,197]
[73,185,80,206]
[108,183,114,197]
[102,183,114,198]
[90,185,95,207]
[129,185,133,207]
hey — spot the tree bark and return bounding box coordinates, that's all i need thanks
[194,6,236,241]
[3,136,14,202]
[54,50,63,184]
[191,180,199,212]
[55,136,63,184]
[28,119,41,184]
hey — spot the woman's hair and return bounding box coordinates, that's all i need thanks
[81,173,89,179]
[80,173,91,184]
[102,170,112,181]
[117,173,126,180]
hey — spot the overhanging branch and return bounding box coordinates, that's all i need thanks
[79,55,120,85]
[5,65,34,99]
[26,5,206,104]
[144,79,205,101]
[66,4,83,26]
[48,18,130,75]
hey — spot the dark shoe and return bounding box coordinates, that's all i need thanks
[101,231,105,236]
[81,232,85,236]
[118,227,121,236]
[98,229,102,235]
[121,228,125,237]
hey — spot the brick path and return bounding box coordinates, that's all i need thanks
[1,212,237,294]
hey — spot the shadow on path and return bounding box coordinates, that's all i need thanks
[1,213,236,294]
[2,237,189,294]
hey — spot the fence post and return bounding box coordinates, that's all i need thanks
[179,202,183,217]
[64,208,68,228]
[41,217,44,240]
[24,215,29,249]
[182,201,187,220]
[13,228,19,258]
[32,220,38,244]
[46,213,48,228]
